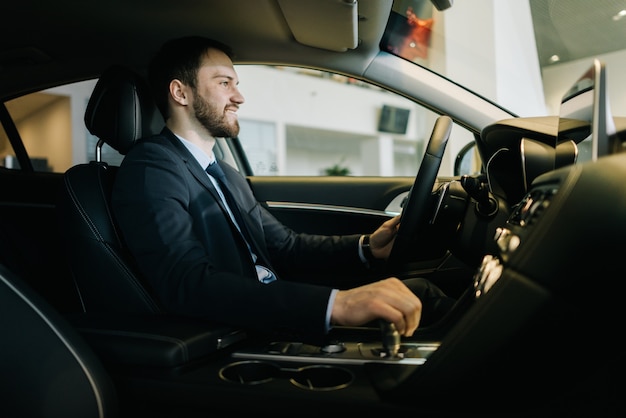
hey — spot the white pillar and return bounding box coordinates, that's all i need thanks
[275,120,286,175]
[360,135,394,176]
[440,0,546,116]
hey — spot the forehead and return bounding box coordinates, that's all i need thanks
[198,48,237,77]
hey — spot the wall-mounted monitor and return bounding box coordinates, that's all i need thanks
[378,105,410,134]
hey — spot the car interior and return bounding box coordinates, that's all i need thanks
[2,1,625,417]
[3,59,622,417]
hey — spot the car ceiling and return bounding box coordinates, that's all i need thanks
[0,0,391,99]
[530,0,626,68]
[0,1,623,101]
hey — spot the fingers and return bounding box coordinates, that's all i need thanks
[331,278,422,336]
[386,214,401,229]
[377,215,401,236]
[370,215,401,258]
[376,278,421,335]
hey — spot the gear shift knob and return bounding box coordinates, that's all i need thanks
[379,320,400,358]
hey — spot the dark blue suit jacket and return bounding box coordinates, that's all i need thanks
[112,128,367,339]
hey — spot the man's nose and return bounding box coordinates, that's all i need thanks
[232,88,245,104]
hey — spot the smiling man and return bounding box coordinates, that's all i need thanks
[111,36,455,343]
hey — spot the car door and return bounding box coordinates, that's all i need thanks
[224,65,480,292]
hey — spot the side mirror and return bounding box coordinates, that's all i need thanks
[454,141,482,176]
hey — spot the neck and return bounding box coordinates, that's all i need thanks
[167,119,216,157]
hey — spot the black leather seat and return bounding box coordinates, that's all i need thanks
[0,263,118,418]
[57,65,165,314]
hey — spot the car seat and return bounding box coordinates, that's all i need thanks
[56,66,245,376]
[56,65,165,313]
[58,66,164,313]
[0,263,118,418]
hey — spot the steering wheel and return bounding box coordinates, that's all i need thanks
[387,115,453,268]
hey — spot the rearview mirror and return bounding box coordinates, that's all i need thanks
[430,0,453,11]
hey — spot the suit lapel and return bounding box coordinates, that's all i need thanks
[160,128,275,270]
[161,129,225,203]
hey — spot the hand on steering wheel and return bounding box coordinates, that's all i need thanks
[386,115,453,269]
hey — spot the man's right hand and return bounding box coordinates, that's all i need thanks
[330,277,422,336]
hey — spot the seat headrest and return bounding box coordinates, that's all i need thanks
[84,65,164,155]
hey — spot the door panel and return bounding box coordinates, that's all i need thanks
[248,176,413,235]
[248,175,475,297]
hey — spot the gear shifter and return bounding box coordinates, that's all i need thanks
[379,320,401,358]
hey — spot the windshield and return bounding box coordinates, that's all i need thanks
[382,0,626,120]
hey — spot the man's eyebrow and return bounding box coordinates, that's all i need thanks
[214,74,239,84]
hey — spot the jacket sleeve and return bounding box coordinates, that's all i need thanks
[112,136,335,342]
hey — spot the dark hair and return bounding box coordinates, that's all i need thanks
[148,36,234,119]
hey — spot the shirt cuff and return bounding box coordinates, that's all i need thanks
[325,288,339,333]
[358,234,368,264]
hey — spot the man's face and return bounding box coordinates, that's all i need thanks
[191,49,244,138]
[192,87,240,138]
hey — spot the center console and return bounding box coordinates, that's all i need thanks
[231,339,439,366]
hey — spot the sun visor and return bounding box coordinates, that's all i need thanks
[277,0,358,52]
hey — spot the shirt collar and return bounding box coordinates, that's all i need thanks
[173,133,214,169]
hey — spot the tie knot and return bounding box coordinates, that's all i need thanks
[206,161,226,181]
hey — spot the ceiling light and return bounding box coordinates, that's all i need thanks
[549,54,560,63]
[612,10,626,21]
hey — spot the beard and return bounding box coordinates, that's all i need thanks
[192,92,240,138]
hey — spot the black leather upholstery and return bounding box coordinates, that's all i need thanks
[84,65,164,156]
[66,312,245,371]
[57,65,165,313]
[0,264,117,418]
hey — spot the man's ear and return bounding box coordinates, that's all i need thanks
[169,79,188,106]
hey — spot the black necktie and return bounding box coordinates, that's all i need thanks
[206,161,277,283]
[205,160,227,183]
[206,161,249,237]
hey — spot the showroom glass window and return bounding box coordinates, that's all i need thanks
[2,67,468,178]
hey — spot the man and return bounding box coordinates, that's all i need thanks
[112,36,454,342]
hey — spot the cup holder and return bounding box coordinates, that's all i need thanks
[219,361,353,391]
[219,360,280,385]
[289,365,353,391]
